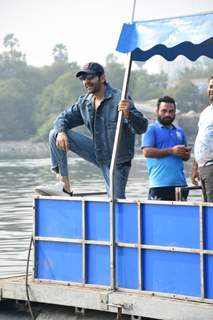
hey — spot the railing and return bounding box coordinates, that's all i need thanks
[175,185,203,201]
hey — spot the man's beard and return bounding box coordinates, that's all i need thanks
[85,81,100,94]
[158,116,174,126]
[209,95,213,102]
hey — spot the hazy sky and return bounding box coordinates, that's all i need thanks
[0,0,212,68]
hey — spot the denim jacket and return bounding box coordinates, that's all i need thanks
[53,84,148,165]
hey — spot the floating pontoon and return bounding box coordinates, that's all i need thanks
[1,3,213,320]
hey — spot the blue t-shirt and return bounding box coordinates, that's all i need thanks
[141,121,187,187]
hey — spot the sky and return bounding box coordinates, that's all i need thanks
[0,0,213,70]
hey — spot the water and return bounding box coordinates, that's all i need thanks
[0,153,201,278]
[0,154,140,278]
[0,154,202,319]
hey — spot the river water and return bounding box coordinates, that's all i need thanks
[0,153,202,319]
[0,154,146,277]
[0,153,202,277]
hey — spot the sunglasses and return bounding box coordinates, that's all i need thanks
[78,73,96,81]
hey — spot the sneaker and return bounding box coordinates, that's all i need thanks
[35,182,73,197]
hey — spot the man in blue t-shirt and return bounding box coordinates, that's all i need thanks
[141,96,191,201]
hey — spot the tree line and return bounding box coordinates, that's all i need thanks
[0,33,212,141]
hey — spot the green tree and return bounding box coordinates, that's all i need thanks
[180,58,213,80]
[0,33,27,80]
[38,61,78,87]
[130,69,167,101]
[166,79,204,113]
[3,33,26,62]
[3,33,19,50]
[104,54,167,100]
[0,79,35,140]
[34,64,83,140]
[105,54,125,89]
[52,43,68,63]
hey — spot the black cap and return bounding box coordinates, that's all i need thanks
[76,62,105,78]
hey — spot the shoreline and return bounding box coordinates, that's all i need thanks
[0,141,49,159]
[0,140,143,159]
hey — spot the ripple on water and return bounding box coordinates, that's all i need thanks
[0,156,199,277]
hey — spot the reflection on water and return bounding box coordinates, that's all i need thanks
[0,154,201,277]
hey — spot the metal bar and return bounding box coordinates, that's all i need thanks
[82,200,86,285]
[36,195,107,202]
[109,54,133,199]
[134,199,202,206]
[114,287,213,304]
[32,276,213,304]
[73,191,107,196]
[34,236,211,252]
[3,278,213,319]
[201,179,208,202]
[109,199,116,289]
[109,0,137,292]
[199,205,205,299]
[30,239,211,254]
[32,198,36,279]
[140,244,201,253]
[175,187,181,201]
[178,186,203,191]
[203,250,213,255]
[116,242,138,248]
[141,10,213,23]
[34,236,110,246]
[117,306,122,320]
[34,236,83,243]
[33,278,109,289]
[115,242,210,254]
[86,240,110,246]
[109,0,136,199]
[137,201,142,290]
[37,196,213,207]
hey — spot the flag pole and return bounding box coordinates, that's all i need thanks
[109,0,136,200]
[109,0,137,291]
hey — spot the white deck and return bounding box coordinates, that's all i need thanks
[1,276,213,320]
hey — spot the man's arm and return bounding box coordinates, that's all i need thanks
[180,129,191,161]
[182,146,191,161]
[54,98,85,133]
[142,125,191,160]
[118,100,148,134]
[143,145,191,159]
[53,98,85,152]
[191,159,200,185]
[56,132,69,152]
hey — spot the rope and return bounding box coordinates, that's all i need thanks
[25,235,35,320]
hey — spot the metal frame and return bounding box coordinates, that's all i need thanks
[33,196,213,303]
[175,186,203,201]
[108,0,136,291]
[2,276,213,319]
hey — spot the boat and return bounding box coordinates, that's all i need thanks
[1,3,213,320]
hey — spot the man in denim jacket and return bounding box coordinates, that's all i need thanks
[36,62,148,198]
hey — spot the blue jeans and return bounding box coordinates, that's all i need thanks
[49,129,131,199]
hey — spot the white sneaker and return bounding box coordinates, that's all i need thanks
[35,182,73,197]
